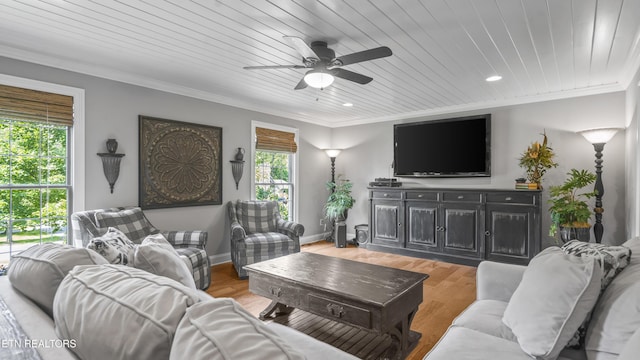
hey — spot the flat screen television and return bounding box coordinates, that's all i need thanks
[394,114,491,177]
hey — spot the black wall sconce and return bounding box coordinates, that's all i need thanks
[230,147,245,190]
[98,139,125,193]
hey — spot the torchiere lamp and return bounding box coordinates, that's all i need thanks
[324,149,342,188]
[578,127,621,243]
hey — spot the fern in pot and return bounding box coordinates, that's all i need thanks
[548,169,597,243]
[324,175,355,223]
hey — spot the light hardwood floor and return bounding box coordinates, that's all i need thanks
[206,241,477,360]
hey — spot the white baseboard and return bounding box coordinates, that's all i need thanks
[209,253,231,266]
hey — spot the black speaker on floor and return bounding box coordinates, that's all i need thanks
[334,223,347,248]
[354,224,368,246]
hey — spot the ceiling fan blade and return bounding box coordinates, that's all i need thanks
[294,77,308,90]
[284,36,319,61]
[331,68,373,84]
[333,46,392,67]
[243,65,306,70]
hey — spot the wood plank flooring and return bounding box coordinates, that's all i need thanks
[206,241,477,360]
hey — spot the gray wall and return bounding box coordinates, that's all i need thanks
[332,92,627,247]
[0,56,332,262]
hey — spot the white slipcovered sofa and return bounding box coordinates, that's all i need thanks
[424,237,640,360]
[0,243,357,360]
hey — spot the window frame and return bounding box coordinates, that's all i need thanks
[0,74,85,247]
[250,121,299,222]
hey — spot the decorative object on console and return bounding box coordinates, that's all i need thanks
[139,115,222,209]
[230,147,245,190]
[97,138,125,193]
[548,169,597,243]
[518,131,558,189]
[578,127,622,243]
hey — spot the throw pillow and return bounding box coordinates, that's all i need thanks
[94,207,154,243]
[562,240,631,289]
[7,243,108,316]
[133,233,197,290]
[561,240,632,349]
[170,298,305,360]
[54,264,200,360]
[236,201,278,234]
[86,227,136,265]
[502,246,603,360]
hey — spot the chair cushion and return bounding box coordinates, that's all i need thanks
[170,298,305,360]
[502,247,602,360]
[8,243,107,316]
[236,201,278,234]
[94,207,154,243]
[452,300,517,342]
[133,233,196,290]
[86,227,136,265]
[244,232,296,258]
[53,264,200,360]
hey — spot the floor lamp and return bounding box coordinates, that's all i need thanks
[324,149,342,243]
[578,128,621,243]
[325,149,342,188]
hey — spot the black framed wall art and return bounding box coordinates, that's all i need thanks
[139,115,222,209]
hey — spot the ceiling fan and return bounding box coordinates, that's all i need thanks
[243,36,392,90]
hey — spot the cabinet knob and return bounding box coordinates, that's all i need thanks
[485,231,491,236]
[505,197,512,201]
[418,194,424,198]
[457,195,464,199]
[383,193,389,197]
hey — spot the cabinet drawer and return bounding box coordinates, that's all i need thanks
[371,190,402,199]
[486,193,537,205]
[406,191,438,201]
[442,192,482,203]
[308,294,371,329]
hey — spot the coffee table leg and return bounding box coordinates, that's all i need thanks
[259,299,294,320]
[389,307,420,359]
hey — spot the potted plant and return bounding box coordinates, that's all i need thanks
[324,175,355,223]
[518,131,558,189]
[548,169,597,242]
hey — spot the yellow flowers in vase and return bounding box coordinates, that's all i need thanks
[518,131,558,189]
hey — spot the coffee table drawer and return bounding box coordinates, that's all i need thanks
[308,294,371,329]
[250,278,305,307]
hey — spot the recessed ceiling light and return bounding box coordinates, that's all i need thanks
[342,103,353,107]
[486,75,502,82]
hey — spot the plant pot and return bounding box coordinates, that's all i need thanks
[559,226,591,243]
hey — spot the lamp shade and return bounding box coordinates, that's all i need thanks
[304,70,334,88]
[578,128,622,144]
[324,149,341,158]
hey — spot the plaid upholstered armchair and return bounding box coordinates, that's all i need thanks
[70,207,211,290]
[227,200,304,279]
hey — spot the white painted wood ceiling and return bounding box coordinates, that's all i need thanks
[0,0,639,127]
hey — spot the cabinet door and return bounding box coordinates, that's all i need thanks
[405,201,438,251]
[485,203,538,264]
[370,199,403,247]
[440,203,483,258]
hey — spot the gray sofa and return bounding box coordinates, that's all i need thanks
[424,236,640,360]
[0,246,357,360]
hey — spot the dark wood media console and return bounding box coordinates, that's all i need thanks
[367,187,542,266]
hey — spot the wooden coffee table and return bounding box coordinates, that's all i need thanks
[245,252,429,359]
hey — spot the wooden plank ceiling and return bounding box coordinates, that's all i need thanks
[0,0,639,127]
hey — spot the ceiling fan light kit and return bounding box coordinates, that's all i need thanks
[244,36,392,90]
[304,70,334,88]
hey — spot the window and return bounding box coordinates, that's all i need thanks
[251,122,299,221]
[0,78,83,265]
